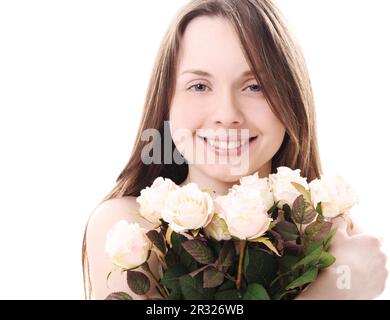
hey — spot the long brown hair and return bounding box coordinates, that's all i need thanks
[82,0,322,299]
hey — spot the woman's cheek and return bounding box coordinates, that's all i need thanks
[258,104,285,135]
[169,99,206,161]
[249,105,286,155]
[170,95,206,129]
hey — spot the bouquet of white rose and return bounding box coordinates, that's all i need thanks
[104,167,358,300]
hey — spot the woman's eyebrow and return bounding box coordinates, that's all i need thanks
[179,69,259,78]
[179,69,213,78]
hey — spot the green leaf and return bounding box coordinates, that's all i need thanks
[293,245,323,270]
[161,264,188,291]
[267,201,280,215]
[304,240,323,255]
[170,233,200,271]
[126,271,150,295]
[215,289,241,300]
[274,221,299,241]
[305,220,332,241]
[182,239,215,264]
[191,228,200,237]
[104,292,133,300]
[167,290,182,300]
[179,274,215,300]
[146,230,167,254]
[292,195,316,225]
[251,236,280,256]
[189,264,210,278]
[279,255,300,273]
[171,232,187,255]
[286,267,319,290]
[243,283,270,300]
[208,237,222,256]
[245,247,277,287]
[282,204,292,221]
[290,182,312,205]
[323,228,338,250]
[203,267,225,288]
[284,242,303,256]
[317,252,336,268]
[272,289,298,300]
[165,250,178,268]
[180,250,199,272]
[217,279,236,292]
[218,241,235,268]
[315,202,323,215]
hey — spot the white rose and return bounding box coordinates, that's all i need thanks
[215,187,272,240]
[309,175,359,218]
[105,220,151,269]
[232,172,274,209]
[204,213,232,241]
[269,166,309,208]
[161,183,214,233]
[136,177,179,225]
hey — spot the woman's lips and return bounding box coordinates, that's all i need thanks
[197,135,258,158]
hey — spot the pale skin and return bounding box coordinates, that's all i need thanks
[86,17,387,299]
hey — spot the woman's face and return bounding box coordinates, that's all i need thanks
[169,16,286,182]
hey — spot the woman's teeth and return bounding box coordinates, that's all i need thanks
[203,137,254,150]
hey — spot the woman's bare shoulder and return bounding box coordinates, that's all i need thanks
[85,196,160,300]
[87,196,156,232]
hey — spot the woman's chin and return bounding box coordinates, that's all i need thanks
[199,164,250,183]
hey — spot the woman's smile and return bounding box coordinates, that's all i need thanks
[196,134,259,158]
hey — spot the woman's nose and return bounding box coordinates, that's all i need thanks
[211,91,244,127]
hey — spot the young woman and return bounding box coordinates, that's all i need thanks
[82,0,387,300]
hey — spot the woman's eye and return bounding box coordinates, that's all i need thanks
[245,84,263,92]
[188,83,209,92]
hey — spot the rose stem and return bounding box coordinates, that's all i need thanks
[141,263,169,299]
[236,240,246,290]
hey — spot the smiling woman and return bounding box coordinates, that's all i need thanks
[169,15,286,186]
[82,0,387,300]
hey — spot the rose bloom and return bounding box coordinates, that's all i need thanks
[269,166,309,208]
[215,186,272,240]
[136,177,179,225]
[204,212,232,241]
[232,172,274,209]
[309,174,359,218]
[105,220,151,269]
[161,183,214,233]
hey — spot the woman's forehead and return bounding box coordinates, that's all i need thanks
[177,16,255,79]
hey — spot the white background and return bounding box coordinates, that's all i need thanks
[0,0,389,299]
